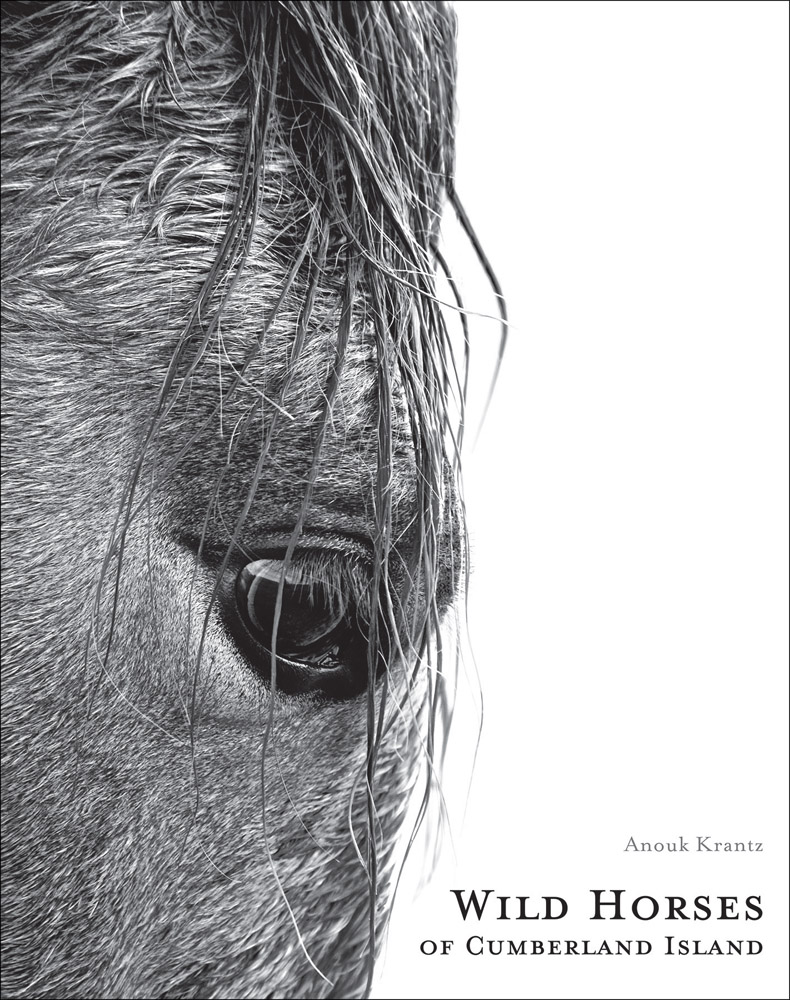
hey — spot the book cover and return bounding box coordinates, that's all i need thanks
[1,4,785,1000]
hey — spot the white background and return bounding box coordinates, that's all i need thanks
[374,2,789,998]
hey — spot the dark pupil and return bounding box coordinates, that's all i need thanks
[236,559,347,654]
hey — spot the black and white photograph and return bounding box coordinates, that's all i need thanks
[2,2,788,1000]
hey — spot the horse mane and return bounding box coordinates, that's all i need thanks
[2,1,506,992]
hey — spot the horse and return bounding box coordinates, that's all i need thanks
[1,2,503,997]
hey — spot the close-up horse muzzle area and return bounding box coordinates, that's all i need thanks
[1,2,484,998]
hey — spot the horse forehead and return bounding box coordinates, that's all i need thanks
[3,139,402,459]
[2,21,424,544]
[2,0,441,408]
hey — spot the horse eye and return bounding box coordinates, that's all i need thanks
[225,554,379,698]
[236,559,349,655]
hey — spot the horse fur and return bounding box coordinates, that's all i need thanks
[0,3,477,997]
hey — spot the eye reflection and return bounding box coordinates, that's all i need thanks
[236,558,350,658]
[223,550,388,698]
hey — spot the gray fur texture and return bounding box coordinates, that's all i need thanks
[1,2,483,997]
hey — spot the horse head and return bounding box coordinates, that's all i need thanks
[1,3,497,996]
